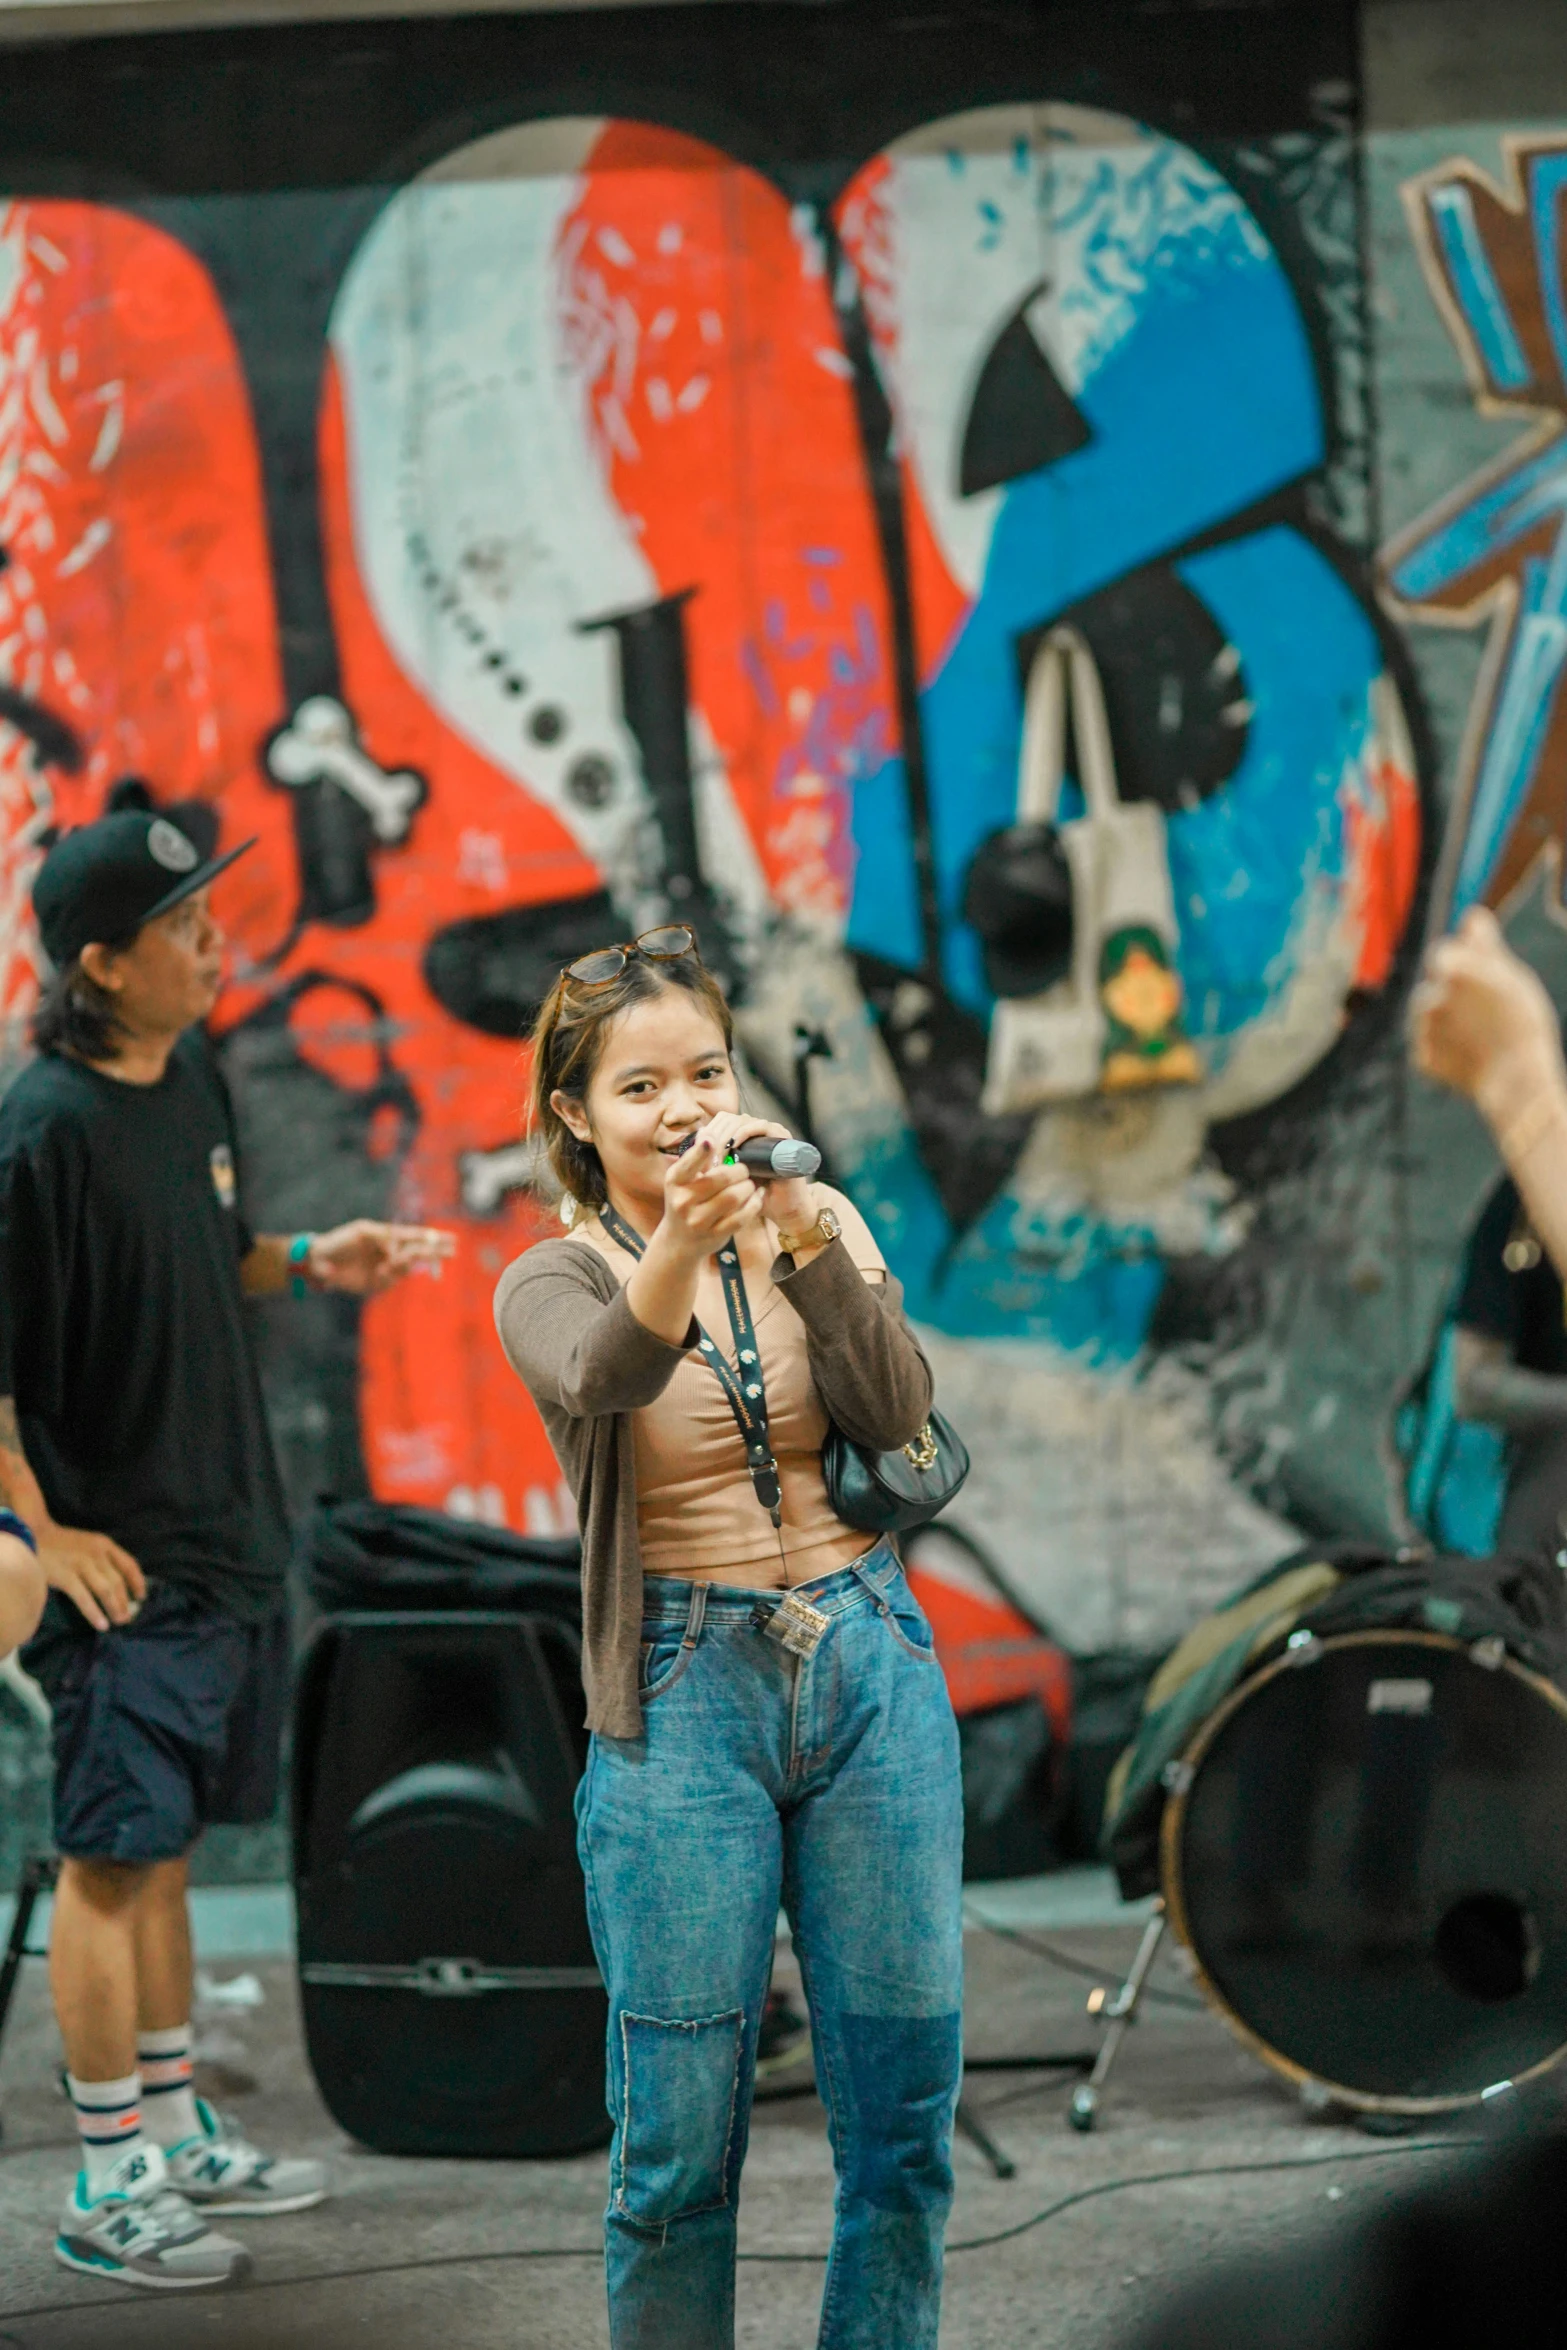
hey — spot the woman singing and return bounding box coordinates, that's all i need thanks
[493,926,963,2350]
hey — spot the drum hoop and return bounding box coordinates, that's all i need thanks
[1159,1627,1567,2114]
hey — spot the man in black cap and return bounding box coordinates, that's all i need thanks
[0,796,451,2291]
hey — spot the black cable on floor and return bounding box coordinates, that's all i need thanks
[964,1907,1207,2012]
[940,2137,1469,2254]
[0,2135,1473,2324]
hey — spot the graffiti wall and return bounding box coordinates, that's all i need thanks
[0,0,1488,1722]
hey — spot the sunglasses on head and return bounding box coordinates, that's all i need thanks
[563,924,699,989]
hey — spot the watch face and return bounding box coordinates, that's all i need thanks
[819,1208,842,1241]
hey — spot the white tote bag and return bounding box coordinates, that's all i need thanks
[981,627,1200,1116]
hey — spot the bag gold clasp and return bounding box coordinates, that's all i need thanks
[903,1423,939,1471]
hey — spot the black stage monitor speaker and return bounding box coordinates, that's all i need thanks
[293,1609,609,2157]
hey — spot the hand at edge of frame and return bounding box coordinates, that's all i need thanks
[1411,906,1565,1122]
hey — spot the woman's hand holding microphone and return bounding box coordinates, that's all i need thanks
[627,1116,819,1347]
[660,1114,816,1257]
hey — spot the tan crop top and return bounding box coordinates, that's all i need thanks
[572,1185,887,1585]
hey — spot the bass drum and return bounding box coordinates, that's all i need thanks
[1161,1630,1567,2113]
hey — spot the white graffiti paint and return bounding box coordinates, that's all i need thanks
[841,103,1272,601]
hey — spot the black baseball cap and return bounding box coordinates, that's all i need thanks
[32,807,256,969]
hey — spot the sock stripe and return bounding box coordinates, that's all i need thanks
[133,2031,200,2152]
[141,2058,194,2091]
[68,2074,146,2188]
[73,2105,143,2142]
[68,2072,144,2156]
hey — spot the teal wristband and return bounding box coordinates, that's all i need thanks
[288,1233,314,1301]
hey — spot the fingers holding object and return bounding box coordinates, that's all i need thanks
[695,1112,785,1156]
[669,1134,745,1200]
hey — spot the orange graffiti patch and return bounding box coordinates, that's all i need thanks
[1347,748,1421,992]
[906,1563,1072,1734]
[564,123,899,923]
[0,201,292,1036]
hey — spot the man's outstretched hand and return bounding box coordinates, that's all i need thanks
[307,1220,456,1296]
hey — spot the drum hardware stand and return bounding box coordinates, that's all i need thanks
[954,2094,1018,2180]
[0,1854,57,2140]
[954,2052,1099,2179]
[1068,1899,1168,2134]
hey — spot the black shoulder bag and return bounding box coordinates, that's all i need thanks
[596,1211,967,1537]
[821,1409,969,1538]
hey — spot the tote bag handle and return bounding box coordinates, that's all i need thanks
[1016,626,1121,828]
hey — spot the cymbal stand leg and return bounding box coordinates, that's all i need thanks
[954,2093,1017,2180]
[1068,1899,1166,2135]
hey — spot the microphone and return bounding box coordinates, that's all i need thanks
[674,1133,822,1179]
[732,1137,821,1180]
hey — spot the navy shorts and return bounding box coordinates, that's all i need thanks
[23,1583,289,1865]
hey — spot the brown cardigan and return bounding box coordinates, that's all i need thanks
[492,1234,934,1737]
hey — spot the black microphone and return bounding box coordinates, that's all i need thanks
[732,1137,821,1180]
[675,1134,822,1179]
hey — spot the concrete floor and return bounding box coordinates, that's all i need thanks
[0,1917,1477,2350]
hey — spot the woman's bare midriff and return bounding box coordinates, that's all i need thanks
[650,1523,877,1592]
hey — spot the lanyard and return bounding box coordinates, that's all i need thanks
[598,1207,782,1527]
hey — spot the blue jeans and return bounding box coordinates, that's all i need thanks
[575,1542,964,2350]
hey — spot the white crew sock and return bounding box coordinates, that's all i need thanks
[67,2071,145,2195]
[137,2026,201,2148]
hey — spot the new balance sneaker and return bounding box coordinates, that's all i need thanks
[163,2099,327,2215]
[56,2142,252,2290]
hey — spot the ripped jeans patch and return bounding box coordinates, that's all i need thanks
[614,2009,745,2227]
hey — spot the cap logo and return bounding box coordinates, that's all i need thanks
[147,819,198,875]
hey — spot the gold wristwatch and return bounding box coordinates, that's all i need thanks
[776,1205,841,1257]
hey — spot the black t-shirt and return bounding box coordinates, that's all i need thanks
[0,1031,290,1620]
[1454,1178,1567,1379]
